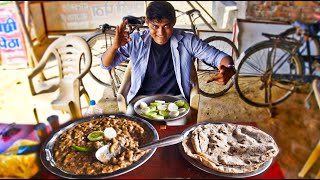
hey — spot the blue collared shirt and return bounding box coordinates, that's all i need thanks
[101,29,228,103]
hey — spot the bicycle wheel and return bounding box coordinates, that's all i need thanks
[86,32,116,86]
[197,36,240,97]
[234,40,303,107]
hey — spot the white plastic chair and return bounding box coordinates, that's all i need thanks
[28,35,92,122]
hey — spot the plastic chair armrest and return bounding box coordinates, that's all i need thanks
[27,51,53,95]
[116,62,132,113]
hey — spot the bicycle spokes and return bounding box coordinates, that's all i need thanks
[235,41,302,107]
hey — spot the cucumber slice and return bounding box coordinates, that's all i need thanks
[174,100,185,107]
[159,110,170,117]
[155,100,166,104]
[149,105,157,112]
[139,101,148,109]
[178,108,186,114]
[169,110,179,117]
[183,103,189,110]
[168,103,178,111]
[157,104,167,111]
[141,106,151,113]
[151,114,165,120]
[87,131,104,141]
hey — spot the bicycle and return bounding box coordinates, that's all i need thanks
[86,8,239,98]
[233,18,320,109]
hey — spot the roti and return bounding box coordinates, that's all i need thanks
[182,123,279,174]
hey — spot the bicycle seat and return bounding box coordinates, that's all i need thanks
[262,32,302,45]
[122,16,145,25]
[186,9,200,16]
[100,24,115,32]
[262,33,282,39]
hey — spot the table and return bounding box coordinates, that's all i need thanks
[36,123,284,179]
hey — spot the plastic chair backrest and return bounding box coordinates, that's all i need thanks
[51,36,92,82]
[50,36,92,119]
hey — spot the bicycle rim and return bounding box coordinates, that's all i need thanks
[234,41,303,107]
[197,36,239,98]
[87,32,115,86]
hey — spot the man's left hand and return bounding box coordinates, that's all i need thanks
[205,65,235,85]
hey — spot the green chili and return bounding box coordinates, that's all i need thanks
[71,144,95,152]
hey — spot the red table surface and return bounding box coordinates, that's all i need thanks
[37,123,284,179]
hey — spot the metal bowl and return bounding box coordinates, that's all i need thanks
[178,122,273,178]
[40,114,159,179]
[133,95,190,122]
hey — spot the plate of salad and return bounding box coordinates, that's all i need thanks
[133,95,190,122]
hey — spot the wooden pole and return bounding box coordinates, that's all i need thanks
[13,2,36,68]
[13,1,46,80]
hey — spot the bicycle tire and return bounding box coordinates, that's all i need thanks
[197,36,240,98]
[86,31,116,86]
[234,40,303,107]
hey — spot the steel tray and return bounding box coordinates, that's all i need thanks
[178,122,273,178]
[40,114,159,179]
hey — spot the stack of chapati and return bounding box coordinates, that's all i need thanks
[182,123,279,174]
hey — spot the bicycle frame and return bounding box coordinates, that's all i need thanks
[296,34,320,75]
[267,35,318,84]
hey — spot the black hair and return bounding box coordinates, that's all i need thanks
[146,1,176,22]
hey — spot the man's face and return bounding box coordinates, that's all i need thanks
[146,18,176,45]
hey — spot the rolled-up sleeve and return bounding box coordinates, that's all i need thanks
[100,43,131,70]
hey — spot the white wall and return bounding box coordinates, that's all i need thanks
[234,19,291,55]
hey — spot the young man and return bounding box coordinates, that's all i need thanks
[101,1,235,105]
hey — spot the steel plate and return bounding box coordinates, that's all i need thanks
[178,122,273,178]
[133,95,190,122]
[40,114,159,179]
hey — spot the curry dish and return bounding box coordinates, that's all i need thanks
[53,116,152,175]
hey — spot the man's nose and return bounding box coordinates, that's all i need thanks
[157,28,165,35]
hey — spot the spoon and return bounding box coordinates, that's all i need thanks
[96,134,184,163]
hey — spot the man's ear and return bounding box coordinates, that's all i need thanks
[145,18,149,25]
